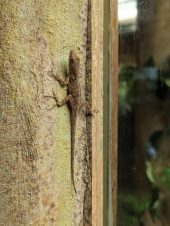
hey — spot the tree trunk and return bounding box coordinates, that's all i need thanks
[0,0,91,225]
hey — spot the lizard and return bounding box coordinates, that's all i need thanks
[48,50,80,193]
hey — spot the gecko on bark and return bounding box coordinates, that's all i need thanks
[48,50,80,193]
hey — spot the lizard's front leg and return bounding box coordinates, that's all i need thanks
[49,73,69,87]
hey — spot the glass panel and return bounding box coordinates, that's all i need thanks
[118,0,170,225]
[119,0,138,33]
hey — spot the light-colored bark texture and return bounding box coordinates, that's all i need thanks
[0,0,91,225]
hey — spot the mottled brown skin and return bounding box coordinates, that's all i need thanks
[67,50,80,193]
[49,50,80,193]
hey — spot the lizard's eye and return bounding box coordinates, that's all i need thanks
[70,58,74,63]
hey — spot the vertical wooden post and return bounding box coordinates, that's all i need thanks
[92,0,103,225]
[92,0,118,225]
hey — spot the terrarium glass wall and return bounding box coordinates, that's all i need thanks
[118,0,170,225]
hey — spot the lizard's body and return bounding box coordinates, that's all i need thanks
[67,50,80,193]
[50,50,80,193]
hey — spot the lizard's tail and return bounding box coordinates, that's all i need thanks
[71,112,77,194]
[71,155,77,194]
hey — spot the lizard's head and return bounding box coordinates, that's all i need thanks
[69,50,80,77]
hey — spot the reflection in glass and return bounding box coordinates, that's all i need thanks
[118,0,170,225]
[118,0,138,33]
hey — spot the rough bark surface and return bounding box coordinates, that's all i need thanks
[0,0,91,225]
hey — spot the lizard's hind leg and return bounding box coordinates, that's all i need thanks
[44,92,72,110]
[52,91,72,107]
